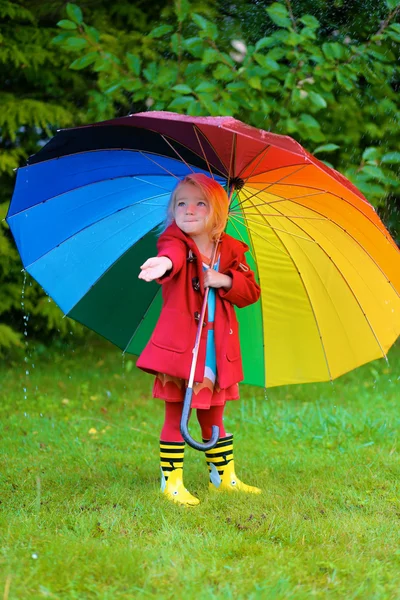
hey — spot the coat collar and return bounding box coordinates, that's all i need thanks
[162,221,246,271]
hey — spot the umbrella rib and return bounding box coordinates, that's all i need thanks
[269,201,389,361]
[234,165,309,208]
[231,212,316,242]
[229,214,288,257]
[138,151,182,180]
[227,213,257,262]
[193,126,215,180]
[228,133,237,187]
[241,187,333,381]
[122,286,161,355]
[237,145,273,182]
[23,197,165,271]
[229,191,327,213]
[160,135,196,174]
[230,211,326,220]
[183,125,228,178]
[230,191,326,211]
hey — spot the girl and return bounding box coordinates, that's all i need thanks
[137,173,261,506]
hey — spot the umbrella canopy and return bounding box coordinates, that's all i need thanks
[7,111,400,387]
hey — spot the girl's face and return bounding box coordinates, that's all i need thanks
[174,183,211,237]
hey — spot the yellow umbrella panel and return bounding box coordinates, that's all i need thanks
[229,165,400,388]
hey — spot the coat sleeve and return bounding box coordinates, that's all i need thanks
[155,233,186,284]
[217,247,261,308]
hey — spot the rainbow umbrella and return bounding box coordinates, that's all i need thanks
[7,111,400,389]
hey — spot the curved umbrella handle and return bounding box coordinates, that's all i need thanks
[180,387,219,451]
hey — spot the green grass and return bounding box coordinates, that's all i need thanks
[1,339,399,599]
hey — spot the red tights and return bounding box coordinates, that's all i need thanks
[160,401,227,442]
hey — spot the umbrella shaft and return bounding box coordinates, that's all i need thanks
[187,237,220,389]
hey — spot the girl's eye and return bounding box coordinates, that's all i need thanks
[177,201,185,207]
[198,201,206,206]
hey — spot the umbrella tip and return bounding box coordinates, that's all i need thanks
[230,177,245,191]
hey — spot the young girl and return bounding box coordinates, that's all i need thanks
[137,173,261,506]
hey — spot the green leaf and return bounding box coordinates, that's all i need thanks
[148,25,173,38]
[194,81,216,93]
[84,26,99,44]
[63,37,88,51]
[262,77,281,93]
[157,65,178,86]
[248,76,262,90]
[168,96,194,110]
[308,91,327,109]
[253,53,280,71]
[287,31,303,46]
[192,13,218,40]
[170,33,180,55]
[336,71,353,91]
[313,144,340,154]
[185,62,206,79]
[265,57,280,71]
[66,3,83,25]
[300,26,317,40]
[143,62,158,82]
[322,42,344,60]
[362,147,379,161]
[362,165,386,180]
[386,0,400,8]
[52,32,75,45]
[202,48,220,64]
[198,93,220,114]
[104,82,122,95]
[126,53,141,76]
[255,37,276,51]
[266,3,291,28]
[57,19,77,30]
[300,113,320,129]
[183,37,204,58]
[69,52,98,70]
[175,0,191,22]
[187,99,202,116]
[123,80,143,92]
[172,84,192,94]
[381,152,400,164]
[300,15,320,29]
[213,64,233,81]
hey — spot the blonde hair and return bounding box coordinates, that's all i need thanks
[164,174,229,241]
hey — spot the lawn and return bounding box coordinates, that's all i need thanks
[1,338,399,599]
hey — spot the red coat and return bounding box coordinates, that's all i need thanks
[136,222,261,389]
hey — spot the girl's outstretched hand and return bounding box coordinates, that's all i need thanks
[203,268,232,290]
[138,256,173,282]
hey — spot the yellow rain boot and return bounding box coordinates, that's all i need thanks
[205,435,261,494]
[160,441,200,506]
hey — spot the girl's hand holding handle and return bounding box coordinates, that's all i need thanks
[203,268,232,290]
[138,256,173,282]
